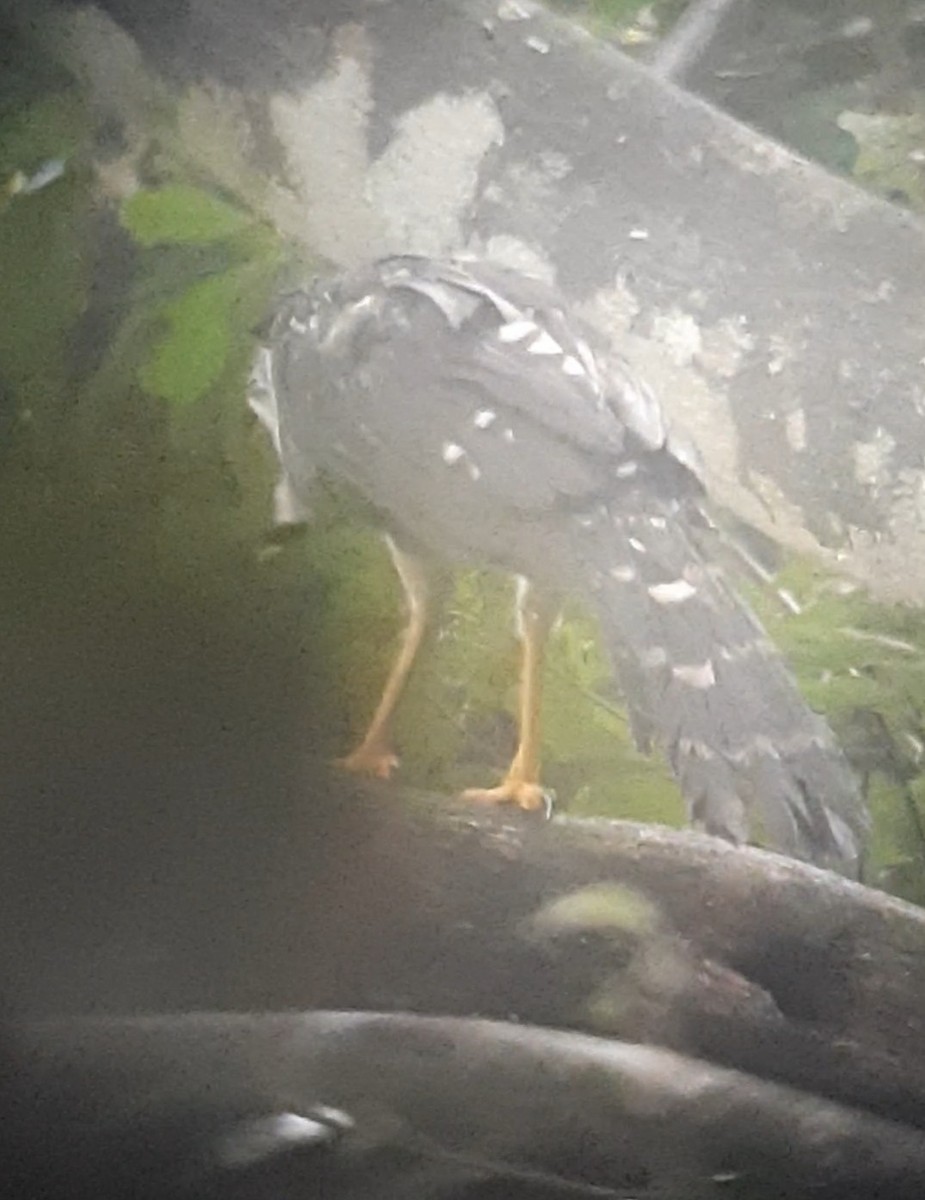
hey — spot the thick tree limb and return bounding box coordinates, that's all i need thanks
[266,780,925,1131]
[6,754,925,1130]
[8,1009,925,1200]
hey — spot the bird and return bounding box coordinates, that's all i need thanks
[247,254,870,872]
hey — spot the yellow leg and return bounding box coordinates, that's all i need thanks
[338,538,432,779]
[462,579,557,813]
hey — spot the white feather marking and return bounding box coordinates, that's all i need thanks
[288,316,308,333]
[473,408,497,429]
[678,737,716,761]
[628,537,647,553]
[727,735,781,765]
[247,390,281,452]
[503,428,516,443]
[527,330,563,355]
[562,355,585,376]
[672,661,716,689]
[393,279,478,328]
[574,337,597,376]
[321,301,375,349]
[615,461,638,478]
[609,565,637,582]
[648,579,697,604]
[648,516,667,530]
[498,319,538,343]
[442,442,466,465]
[272,477,304,526]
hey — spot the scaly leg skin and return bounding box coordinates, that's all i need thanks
[462,579,558,815]
[337,538,432,780]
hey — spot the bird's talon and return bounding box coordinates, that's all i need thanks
[336,744,400,779]
[460,779,552,813]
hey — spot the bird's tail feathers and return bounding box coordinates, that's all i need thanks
[578,501,868,873]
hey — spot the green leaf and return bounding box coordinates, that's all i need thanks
[140,266,248,405]
[120,184,251,246]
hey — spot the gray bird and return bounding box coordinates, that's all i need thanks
[248,255,869,873]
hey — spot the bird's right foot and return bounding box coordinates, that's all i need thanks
[460,778,554,817]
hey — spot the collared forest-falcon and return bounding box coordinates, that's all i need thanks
[248,255,870,873]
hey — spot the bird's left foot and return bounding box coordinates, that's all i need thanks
[460,778,554,817]
[337,739,399,779]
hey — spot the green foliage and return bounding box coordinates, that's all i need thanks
[120,184,253,246]
[311,526,406,724]
[393,570,520,788]
[139,263,256,406]
[543,604,683,823]
[747,560,925,897]
[838,109,925,212]
[0,75,287,615]
[586,0,652,23]
[750,561,925,738]
[117,184,282,408]
[551,0,687,45]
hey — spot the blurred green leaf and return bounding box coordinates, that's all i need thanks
[121,184,251,246]
[140,265,251,405]
[838,109,925,211]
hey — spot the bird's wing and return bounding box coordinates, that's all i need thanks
[294,256,696,522]
[380,256,671,459]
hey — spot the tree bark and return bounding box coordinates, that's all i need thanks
[8,757,925,1130]
[9,1008,925,1200]
[243,779,925,1132]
